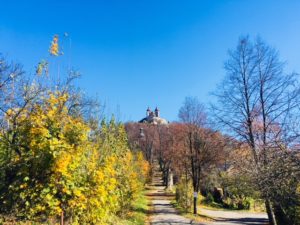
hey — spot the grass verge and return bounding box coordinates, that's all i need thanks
[116,191,149,225]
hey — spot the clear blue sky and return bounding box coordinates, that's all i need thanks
[1,0,300,122]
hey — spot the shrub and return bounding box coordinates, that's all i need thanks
[222,197,251,210]
[205,192,214,204]
[0,93,150,224]
[175,178,193,212]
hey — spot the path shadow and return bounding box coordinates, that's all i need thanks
[150,209,178,215]
[151,220,193,225]
[146,193,175,197]
[216,217,269,225]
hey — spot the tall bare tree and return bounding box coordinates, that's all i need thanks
[179,97,205,214]
[212,36,300,225]
[179,96,224,214]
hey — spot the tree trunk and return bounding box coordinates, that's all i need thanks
[167,169,173,190]
[164,168,169,187]
[193,196,197,214]
[185,164,188,213]
[265,198,277,225]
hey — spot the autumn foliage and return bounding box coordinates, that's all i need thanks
[0,55,149,224]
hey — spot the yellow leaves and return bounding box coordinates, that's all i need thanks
[45,193,52,201]
[48,92,68,104]
[31,126,49,137]
[136,151,150,181]
[73,189,83,198]
[52,205,62,214]
[62,187,71,195]
[49,35,59,56]
[55,153,71,176]
[46,92,69,116]
[96,170,104,181]
[11,154,21,163]
[5,108,28,125]
[86,148,99,171]
[19,183,28,189]
[35,204,46,212]
[3,91,150,224]
[5,108,14,117]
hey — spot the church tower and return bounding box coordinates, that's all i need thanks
[139,106,168,125]
[146,107,151,117]
[155,107,160,117]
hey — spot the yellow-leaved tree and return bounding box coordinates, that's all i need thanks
[1,90,149,224]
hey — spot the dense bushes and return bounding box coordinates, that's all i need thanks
[222,197,251,210]
[174,167,265,212]
[0,91,150,224]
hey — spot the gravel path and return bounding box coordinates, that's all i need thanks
[148,166,268,225]
[148,173,199,225]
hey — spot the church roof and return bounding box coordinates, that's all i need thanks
[139,116,168,125]
[139,107,168,125]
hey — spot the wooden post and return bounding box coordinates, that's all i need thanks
[60,210,64,225]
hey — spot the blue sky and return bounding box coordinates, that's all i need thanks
[1,0,300,121]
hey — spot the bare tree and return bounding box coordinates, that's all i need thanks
[179,97,205,214]
[0,55,44,158]
[179,96,206,127]
[125,122,156,164]
[155,124,173,187]
[178,96,224,214]
[212,36,300,225]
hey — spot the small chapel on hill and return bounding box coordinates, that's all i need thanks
[139,107,168,125]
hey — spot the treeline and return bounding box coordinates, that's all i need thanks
[0,55,149,224]
[126,117,229,213]
[126,37,300,225]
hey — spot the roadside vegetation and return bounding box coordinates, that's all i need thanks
[0,36,150,224]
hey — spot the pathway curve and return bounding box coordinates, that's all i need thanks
[200,207,268,225]
[147,164,268,225]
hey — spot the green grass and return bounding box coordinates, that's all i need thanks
[116,192,149,225]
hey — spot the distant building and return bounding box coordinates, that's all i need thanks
[139,107,168,125]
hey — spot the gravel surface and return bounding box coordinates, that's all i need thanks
[148,166,268,225]
[200,207,268,225]
[148,177,199,225]
[148,174,199,225]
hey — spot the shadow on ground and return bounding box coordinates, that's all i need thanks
[215,217,269,225]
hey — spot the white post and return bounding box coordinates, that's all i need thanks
[168,169,174,190]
